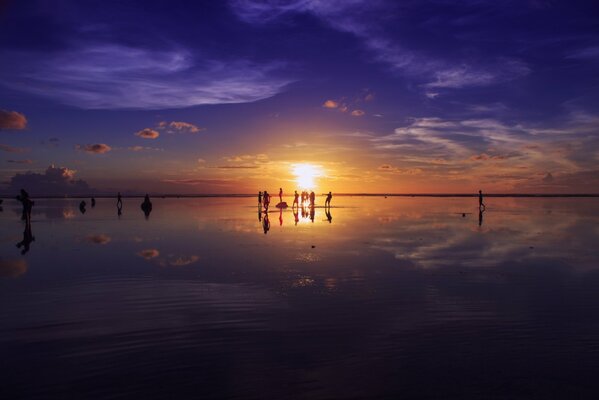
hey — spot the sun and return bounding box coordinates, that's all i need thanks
[292,163,323,190]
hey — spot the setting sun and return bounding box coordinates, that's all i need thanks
[292,163,323,190]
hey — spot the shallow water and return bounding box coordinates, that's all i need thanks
[1,196,599,399]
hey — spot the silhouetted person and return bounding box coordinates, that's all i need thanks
[141,194,152,219]
[325,208,332,223]
[293,190,299,208]
[279,188,283,203]
[325,191,332,208]
[91,197,96,207]
[262,212,270,234]
[79,200,87,214]
[478,190,485,210]
[116,192,123,216]
[479,208,484,227]
[16,189,34,223]
[309,191,315,206]
[263,190,270,211]
[258,191,262,205]
[16,220,34,255]
[309,204,315,222]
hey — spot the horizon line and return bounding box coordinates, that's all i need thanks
[1,193,599,199]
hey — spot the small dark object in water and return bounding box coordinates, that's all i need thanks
[311,245,315,248]
[462,213,466,217]
[79,201,86,214]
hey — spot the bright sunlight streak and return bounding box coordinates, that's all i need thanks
[292,163,323,190]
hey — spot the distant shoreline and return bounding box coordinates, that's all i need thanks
[1,193,599,199]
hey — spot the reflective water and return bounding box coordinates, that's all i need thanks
[1,197,599,399]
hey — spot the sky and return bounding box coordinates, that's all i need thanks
[0,0,598,195]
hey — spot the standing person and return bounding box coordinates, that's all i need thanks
[279,188,283,203]
[325,191,332,208]
[263,190,270,212]
[478,190,485,210]
[309,191,315,206]
[258,191,262,205]
[91,197,96,207]
[117,192,123,208]
[293,190,299,208]
[16,189,34,223]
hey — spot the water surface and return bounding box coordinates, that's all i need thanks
[1,197,599,399]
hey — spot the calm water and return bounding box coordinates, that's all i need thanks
[1,196,599,399]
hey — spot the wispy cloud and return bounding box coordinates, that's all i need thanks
[7,159,33,164]
[230,1,529,92]
[0,144,28,153]
[0,44,292,109]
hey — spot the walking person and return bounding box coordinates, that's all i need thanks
[325,191,332,208]
[293,190,299,208]
[263,190,270,212]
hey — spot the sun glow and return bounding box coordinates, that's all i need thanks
[292,163,323,190]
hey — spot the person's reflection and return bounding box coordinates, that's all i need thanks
[293,208,299,226]
[141,194,152,219]
[478,208,484,227]
[262,211,270,234]
[279,207,283,226]
[325,208,332,223]
[117,203,122,217]
[16,220,34,255]
[309,205,315,222]
[79,200,87,214]
[258,205,262,222]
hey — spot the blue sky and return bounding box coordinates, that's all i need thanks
[0,0,598,194]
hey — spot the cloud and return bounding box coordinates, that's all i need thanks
[86,234,111,245]
[162,178,234,186]
[138,249,160,260]
[230,1,529,91]
[424,60,530,89]
[566,46,599,60]
[0,144,27,153]
[7,165,92,195]
[135,128,160,139]
[377,164,422,174]
[0,259,27,278]
[197,158,206,164]
[159,255,199,267]
[216,165,259,169]
[542,172,554,182]
[76,143,112,154]
[7,159,33,164]
[0,44,291,109]
[323,100,339,108]
[160,121,203,134]
[468,153,508,162]
[128,146,162,152]
[0,110,27,130]
[351,109,365,117]
[223,153,269,163]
